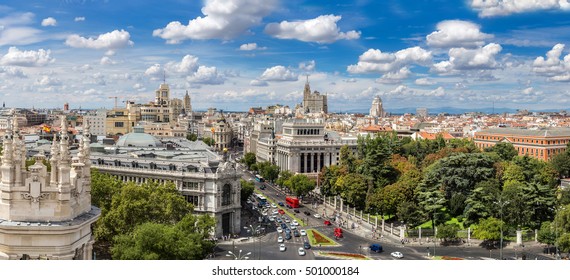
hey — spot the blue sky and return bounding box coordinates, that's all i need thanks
[1,0,570,112]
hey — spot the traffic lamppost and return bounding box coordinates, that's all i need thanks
[244,224,262,260]
[494,198,510,260]
[226,249,251,260]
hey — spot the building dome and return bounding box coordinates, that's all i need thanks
[116,127,163,147]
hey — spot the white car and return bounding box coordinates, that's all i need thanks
[300,229,307,236]
[284,217,290,223]
[290,224,297,230]
[279,244,286,252]
[271,203,277,208]
[277,227,283,233]
[313,213,321,219]
[298,247,306,256]
[277,236,284,243]
[272,210,279,215]
[268,216,275,222]
[391,251,404,259]
[291,220,299,226]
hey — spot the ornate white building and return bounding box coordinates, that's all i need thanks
[90,132,241,237]
[302,78,328,114]
[369,95,386,118]
[0,115,100,260]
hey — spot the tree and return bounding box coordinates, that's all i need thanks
[537,221,556,246]
[202,137,215,147]
[91,170,124,212]
[339,145,357,173]
[111,214,216,260]
[553,205,570,236]
[276,170,292,188]
[95,180,193,243]
[550,152,570,178]
[242,152,257,170]
[240,179,254,202]
[484,142,518,161]
[287,174,316,197]
[473,217,504,242]
[436,223,460,243]
[463,179,501,225]
[334,173,369,209]
[396,200,423,227]
[557,233,570,255]
[417,189,446,229]
[318,165,347,197]
[256,161,279,183]
[186,133,198,141]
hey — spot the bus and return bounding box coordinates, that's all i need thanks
[254,193,267,206]
[285,196,299,208]
[255,175,265,182]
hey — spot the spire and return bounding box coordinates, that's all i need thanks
[1,117,13,165]
[59,116,71,164]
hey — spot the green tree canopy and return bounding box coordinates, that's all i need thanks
[276,170,293,188]
[537,221,556,246]
[473,217,504,241]
[335,173,369,209]
[111,214,216,260]
[186,133,198,141]
[436,223,460,242]
[484,142,518,161]
[557,233,570,254]
[240,179,255,202]
[287,174,316,197]
[242,152,257,170]
[95,180,193,243]
[91,170,124,212]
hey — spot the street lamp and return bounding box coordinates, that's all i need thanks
[226,249,251,260]
[244,224,262,260]
[494,198,510,260]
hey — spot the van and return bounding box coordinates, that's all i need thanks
[369,244,383,253]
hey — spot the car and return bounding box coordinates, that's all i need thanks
[304,211,311,216]
[298,247,306,256]
[271,203,277,208]
[293,230,300,237]
[281,223,287,229]
[285,233,292,240]
[272,210,279,215]
[278,209,285,215]
[294,209,300,213]
[291,220,299,226]
[391,251,404,259]
[300,229,307,236]
[277,236,284,243]
[324,220,331,226]
[277,227,283,233]
[290,225,297,230]
[369,244,383,253]
[278,202,284,206]
[313,213,321,219]
[285,228,291,234]
[259,185,266,190]
[303,241,311,249]
[276,217,282,223]
[279,244,286,252]
[268,216,275,222]
[284,217,290,223]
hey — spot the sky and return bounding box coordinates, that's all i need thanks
[1,0,570,112]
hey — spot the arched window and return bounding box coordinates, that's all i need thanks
[222,183,232,206]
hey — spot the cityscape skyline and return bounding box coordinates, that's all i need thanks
[1,1,570,111]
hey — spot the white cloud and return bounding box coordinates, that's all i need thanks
[74,17,85,22]
[298,60,316,71]
[0,12,42,46]
[144,64,164,80]
[153,0,277,43]
[65,29,133,51]
[470,0,570,17]
[35,75,61,86]
[0,47,54,67]
[389,85,410,95]
[376,67,411,84]
[428,86,446,97]
[347,47,432,74]
[432,43,503,74]
[239,43,266,51]
[0,66,26,78]
[265,14,360,44]
[259,65,298,81]
[344,78,357,83]
[100,56,117,65]
[532,43,570,81]
[187,65,225,85]
[165,55,199,74]
[426,20,493,48]
[41,17,57,27]
[250,79,268,86]
[415,78,436,85]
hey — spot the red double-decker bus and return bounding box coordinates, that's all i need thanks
[285,196,299,208]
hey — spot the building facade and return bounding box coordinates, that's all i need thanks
[302,79,328,114]
[369,96,385,118]
[474,128,570,161]
[0,116,100,260]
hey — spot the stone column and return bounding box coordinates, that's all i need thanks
[390,223,394,235]
[468,227,471,244]
[316,152,321,173]
[535,229,538,242]
[419,228,422,244]
[382,219,385,233]
[516,230,522,245]
[400,224,405,239]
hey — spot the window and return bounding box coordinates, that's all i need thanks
[115,122,124,128]
[222,184,232,206]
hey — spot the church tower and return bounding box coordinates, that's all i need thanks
[184,90,192,114]
[0,114,100,260]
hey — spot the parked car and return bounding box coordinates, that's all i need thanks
[298,247,306,256]
[369,244,383,253]
[313,213,321,219]
[291,220,299,226]
[300,229,307,236]
[285,233,292,240]
[278,209,285,215]
[277,236,284,243]
[391,251,404,259]
[290,225,297,230]
[279,244,286,252]
[293,230,300,237]
[271,203,277,208]
[303,241,311,249]
[278,202,284,206]
[277,227,283,233]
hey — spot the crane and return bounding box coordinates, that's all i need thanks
[108,96,118,109]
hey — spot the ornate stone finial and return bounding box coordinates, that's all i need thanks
[59,116,71,163]
[2,117,14,164]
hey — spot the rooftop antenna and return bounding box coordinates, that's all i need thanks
[163,70,166,84]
